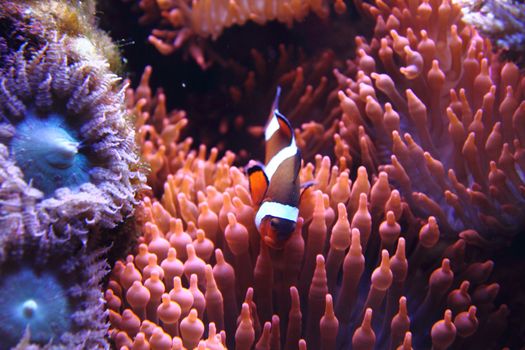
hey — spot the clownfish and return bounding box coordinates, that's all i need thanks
[248,87,302,249]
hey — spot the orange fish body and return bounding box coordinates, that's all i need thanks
[248,87,301,249]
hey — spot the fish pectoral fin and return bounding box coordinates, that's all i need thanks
[299,181,315,202]
[248,164,269,205]
[300,180,316,190]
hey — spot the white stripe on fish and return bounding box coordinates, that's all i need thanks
[255,201,299,230]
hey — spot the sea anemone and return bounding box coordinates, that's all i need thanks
[105,60,512,348]
[134,0,346,68]
[125,65,189,196]
[327,0,525,244]
[107,147,505,348]
[0,235,109,349]
[117,0,362,161]
[125,47,344,166]
[93,0,525,347]
[0,34,143,243]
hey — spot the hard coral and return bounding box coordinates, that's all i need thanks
[0,35,143,243]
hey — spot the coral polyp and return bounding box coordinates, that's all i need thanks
[10,112,90,197]
[0,36,143,242]
[0,236,109,349]
[0,267,71,347]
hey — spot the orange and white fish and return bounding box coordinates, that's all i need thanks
[248,87,302,249]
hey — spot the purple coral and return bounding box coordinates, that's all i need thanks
[1,268,72,347]
[0,36,144,243]
[10,112,90,197]
[0,235,109,349]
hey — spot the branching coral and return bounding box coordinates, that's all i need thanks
[0,235,109,349]
[0,34,143,243]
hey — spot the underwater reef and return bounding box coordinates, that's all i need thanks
[2,0,525,349]
[0,0,144,244]
[0,0,143,348]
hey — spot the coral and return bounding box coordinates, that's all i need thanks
[0,34,143,243]
[10,112,90,198]
[458,0,525,67]
[0,0,124,73]
[0,235,109,349]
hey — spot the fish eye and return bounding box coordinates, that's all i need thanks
[270,218,279,228]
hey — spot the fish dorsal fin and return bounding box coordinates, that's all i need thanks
[275,111,293,140]
[266,111,294,164]
[247,164,269,205]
